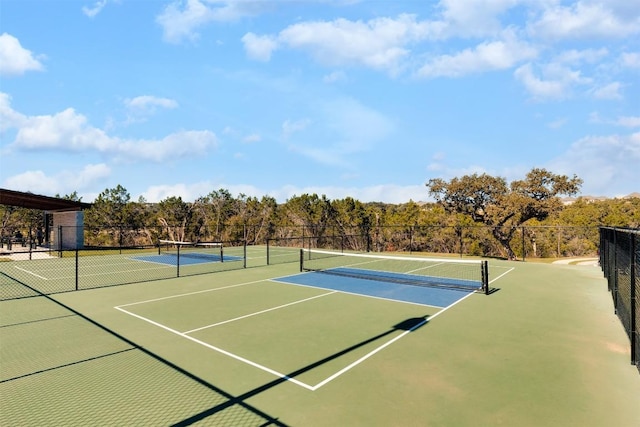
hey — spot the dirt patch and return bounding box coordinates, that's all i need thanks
[606,342,630,355]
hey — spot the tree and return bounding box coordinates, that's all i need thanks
[55,191,83,202]
[201,189,236,239]
[85,185,140,246]
[426,168,582,259]
[156,196,192,242]
[331,197,374,251]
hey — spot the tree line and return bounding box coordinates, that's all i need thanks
[1,169,638,259]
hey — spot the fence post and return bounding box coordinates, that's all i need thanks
[613,230,618,315]
[266,238,270,265]
[58,225,63,257]
[522,226,526,262]
[75,249,79,291]
[299,249,303,272]
[630,233,637,366]
[176,244,181,278]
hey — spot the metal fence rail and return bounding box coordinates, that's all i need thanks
[600,227,639,372]
[27,224,601,260]
[0,240,248,301]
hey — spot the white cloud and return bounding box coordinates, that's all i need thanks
[589,112,640,127]
[13,108,112,150]
[3,171,53,194]
[246,14,438,74]
[437,0,522,38]
[157,0,218,43]
[548,132,640,196]
[0,33,44,76]
[241,32,278,61]
[554,48,609,65]
[3,163,111,195]
[591,82,623,100]
[82,0,108,18]
[142,182,213,203]
[514,64,565,99]
[417,31,538,78]
[514,62,592,100]
[547,118,568,129]
[323,70,347,83]
[282,118,311,139]
[157,0,266,43]
[2,95,217,162]
[620,52,640,68]
[616,116,640,128]
[271,184,429,204]
[529,1,640,39]
[0,93,27,131]
[115,130,217,162]
[243,133,261,143]
[288,97,393,168]
[124,96,179,116]
[141,181,265,203]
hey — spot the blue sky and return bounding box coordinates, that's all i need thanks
[1,0,639,204]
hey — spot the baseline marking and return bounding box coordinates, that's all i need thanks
[115,302,316,391]
[489,266,515,284]
[117,279,266,308]
[183,291,336,333]
[313,317,428,389]
[14,266,49,280]
[116,275,481,391]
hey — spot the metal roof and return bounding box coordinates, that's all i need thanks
[0,188,92,211]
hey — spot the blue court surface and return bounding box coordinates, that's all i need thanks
[131,253,242,265]
[274,270,474,307]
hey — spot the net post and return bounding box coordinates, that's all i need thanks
[267,238,270,265]
[243,241,247,268]
[482,260,489,295]
[176,244,180,278]
[299,249,304,272]
[220,244,224,263]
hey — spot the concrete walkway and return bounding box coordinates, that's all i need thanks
[0,248,55,260]
[552,257,599,266]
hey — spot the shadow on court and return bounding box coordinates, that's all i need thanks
[170,315,430,426]
[0,278,289,427]
[2,274,433,426]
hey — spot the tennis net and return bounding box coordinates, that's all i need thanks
[300,249,489,294]
[158,240,224,262]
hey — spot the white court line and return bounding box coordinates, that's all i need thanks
[115,304,316,390]
[268,278,444,309]
[405,261,451,274]
[116,272,486,392]
[183,291,336,334]
[14,266,49,280]
[308,291,478,390]
[312,317,428,390]
[489,266,515,284]
[51,264,176,281]
[117,279,266,308]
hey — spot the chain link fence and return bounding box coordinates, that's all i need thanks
[1,224,599,300]
[600,227,639,373]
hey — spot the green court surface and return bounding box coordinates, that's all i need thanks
[1,256,639,426]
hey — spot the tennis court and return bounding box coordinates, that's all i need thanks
[1,249,639,426]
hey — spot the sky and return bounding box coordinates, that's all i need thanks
[0,0,639,204]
